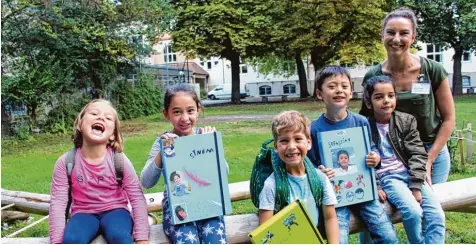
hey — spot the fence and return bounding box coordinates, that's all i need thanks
[452,123,475,167]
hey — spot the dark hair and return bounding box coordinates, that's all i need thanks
[314,65,352,93]
[163,83,202,111]
[363,75,396,109]
[336,149,349,159]
[382,7,417,35]
[175,205,186,221]
[170,171,180,182]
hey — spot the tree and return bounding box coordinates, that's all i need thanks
[2,0,165,126]
[399,0,476,95]
[1,58,70,124]
[169,0,270,104]
[307,0,388,73]
[2,0,164,98]
[250,0,387,98]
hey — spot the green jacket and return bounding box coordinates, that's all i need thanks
[369,111,427,190]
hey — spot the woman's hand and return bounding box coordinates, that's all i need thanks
[425,169,433,188]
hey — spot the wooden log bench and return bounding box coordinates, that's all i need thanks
[1,182,251,215]
[2,178,476,244]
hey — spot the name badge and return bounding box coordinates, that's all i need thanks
[411,74,431,94]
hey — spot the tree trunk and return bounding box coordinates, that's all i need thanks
[295,51,310,98]
[452,43,463,95]
[229,51,241,104]
[310,46,327,73]
[29,102,37,123]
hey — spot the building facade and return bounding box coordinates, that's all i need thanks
[148,37,476,96]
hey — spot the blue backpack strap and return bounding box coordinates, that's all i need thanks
[114,152,124,187]
[65,148,77,222]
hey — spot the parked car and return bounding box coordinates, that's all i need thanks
[207,84,249,100]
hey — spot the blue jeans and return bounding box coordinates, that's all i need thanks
[62,208,133,244]
[425,144,451,184]
[162,194,226,244]
[336,199,398,244]
[360,145,450,244]
[380,171,445,243]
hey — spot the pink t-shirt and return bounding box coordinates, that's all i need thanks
[49,147,149,243]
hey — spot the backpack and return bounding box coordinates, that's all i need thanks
[64,148,124,221]
[249,138,326,236]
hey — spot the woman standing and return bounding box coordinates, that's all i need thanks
[361,7,455,186]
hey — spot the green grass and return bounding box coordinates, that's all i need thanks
[2,95,476,242]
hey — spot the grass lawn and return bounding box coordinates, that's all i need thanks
[1,95,476,242]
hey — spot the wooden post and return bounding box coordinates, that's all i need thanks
[6,215,49,238]
[458,131,465,168]
[467,123,473,159]
[1,203,15,210]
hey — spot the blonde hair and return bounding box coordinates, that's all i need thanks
[73,99,123,152]
[272,110,311,141]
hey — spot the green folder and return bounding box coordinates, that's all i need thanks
[248,199,325,244]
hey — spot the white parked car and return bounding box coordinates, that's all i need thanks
[207,84,249,100]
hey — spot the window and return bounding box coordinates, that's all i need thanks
[163,45,176,63]
[426,44,443,63]
[463,76,471,87]
[240,65,248,74]
[207,61,212,70]
[283,84,296,94]
[463,51,471,62]
[259,85,272,95]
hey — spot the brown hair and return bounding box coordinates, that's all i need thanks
[382,7,417,35]
[272,110,311,141]
[163,83,202,111]
[73,99,123,152]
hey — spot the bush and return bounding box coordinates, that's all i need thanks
[43,95,90,134]
[114,73,163,120]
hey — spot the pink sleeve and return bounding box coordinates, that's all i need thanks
[48,153,70,244]
[122,154,150,241]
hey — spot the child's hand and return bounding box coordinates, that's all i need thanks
[160,133,178,139]
[135,240,149,244]
[411,188,422,204]
[318,165,335,180]
[378,189,387,203]
[200,126,216,134]
[366,151,380,168]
